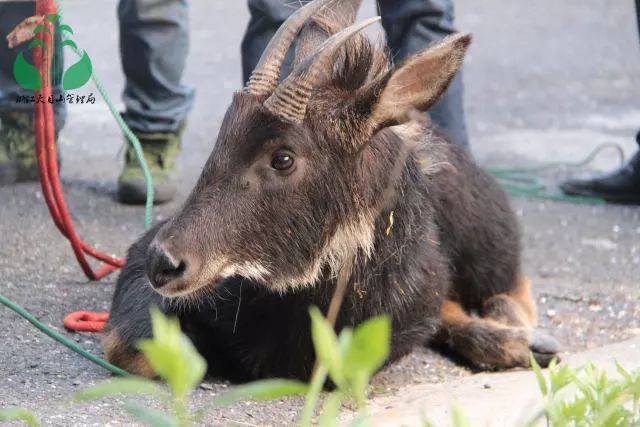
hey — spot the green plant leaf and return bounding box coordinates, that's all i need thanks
[561,396,588,420]
[348,414,371,427]
[549,364,575,394]
[0,407,40,427]
[309,306,346,387]
[124,401,178,427]
[530,352,548,396]
[13,52,42,91]
[338,328,353,355]
[538,361,640,427]
[137,307,207,399]
[420,417,435,427]
[318,392,344,427]
[451,403,472,427]
[73,377,164,401]
[615,361,632,381]
[343,315,391,404]
[299,365,329,427]
[62,51,92,90]
[344,315,391,376]
[211,379,308,407]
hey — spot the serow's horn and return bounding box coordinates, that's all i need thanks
[245,0,339,97]
[264,16,380,124]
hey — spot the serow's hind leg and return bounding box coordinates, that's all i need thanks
[482,278,559,365]
[441,278,560,369]
[103,330,155,378]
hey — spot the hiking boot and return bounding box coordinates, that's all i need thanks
[117,128,182,205]
[0,111,39,184]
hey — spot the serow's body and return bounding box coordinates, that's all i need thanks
[105,0,559,381]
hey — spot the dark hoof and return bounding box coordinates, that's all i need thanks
[531,329,560,354]
[530,329,560,367]
[531,351,558,368]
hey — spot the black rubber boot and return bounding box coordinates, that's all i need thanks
[560,132,640,204]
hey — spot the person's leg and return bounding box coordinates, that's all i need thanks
[637,0,640,39]
[118,0,193,133]
[559,0,640,204]
[241,0,304,85]
[0,1,66,184]
[378,0,468,148]
[117,0,194,204]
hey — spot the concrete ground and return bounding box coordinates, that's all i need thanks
[352,337,640,426]
[1,0,639,425]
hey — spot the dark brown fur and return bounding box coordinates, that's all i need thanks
[105,26,558,380]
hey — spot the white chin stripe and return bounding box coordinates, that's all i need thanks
[269,212,376,292]
[191,215,376,294]
[230,262,271,282]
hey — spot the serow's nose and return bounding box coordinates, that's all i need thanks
[146,243,186,289]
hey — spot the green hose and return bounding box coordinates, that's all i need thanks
[56,1,155,229]
[86,68,155,228]
[0,293,128,376]
[486,143,624,205]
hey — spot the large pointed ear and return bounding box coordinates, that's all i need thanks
[370,33,471,125]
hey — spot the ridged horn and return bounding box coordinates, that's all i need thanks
[294,0,363,66]
[245,0,339,97]
[264,16,381,124]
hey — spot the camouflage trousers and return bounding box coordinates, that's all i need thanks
[0,0,194,134]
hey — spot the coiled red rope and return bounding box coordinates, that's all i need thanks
[63,311,110,332]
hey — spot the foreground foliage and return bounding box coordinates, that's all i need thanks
[422,357,640,427]
[70,307,309,426]
[3,309,639,426]
[530,355,640,426]
[0,306,390,426]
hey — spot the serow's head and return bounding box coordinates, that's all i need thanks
[145,0,471,298]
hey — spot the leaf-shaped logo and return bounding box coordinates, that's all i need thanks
[13,51,42,90]
[11,15,93,92]
[61,40,92,90]
[11,20,49,91]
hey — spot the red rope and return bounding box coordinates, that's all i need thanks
[34,0,124,332]
[63,311,109,333]
[34,0,125,279]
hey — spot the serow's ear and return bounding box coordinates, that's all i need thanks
[371,33,471,125]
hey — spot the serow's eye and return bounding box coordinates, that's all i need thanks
[270,151,294,171]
